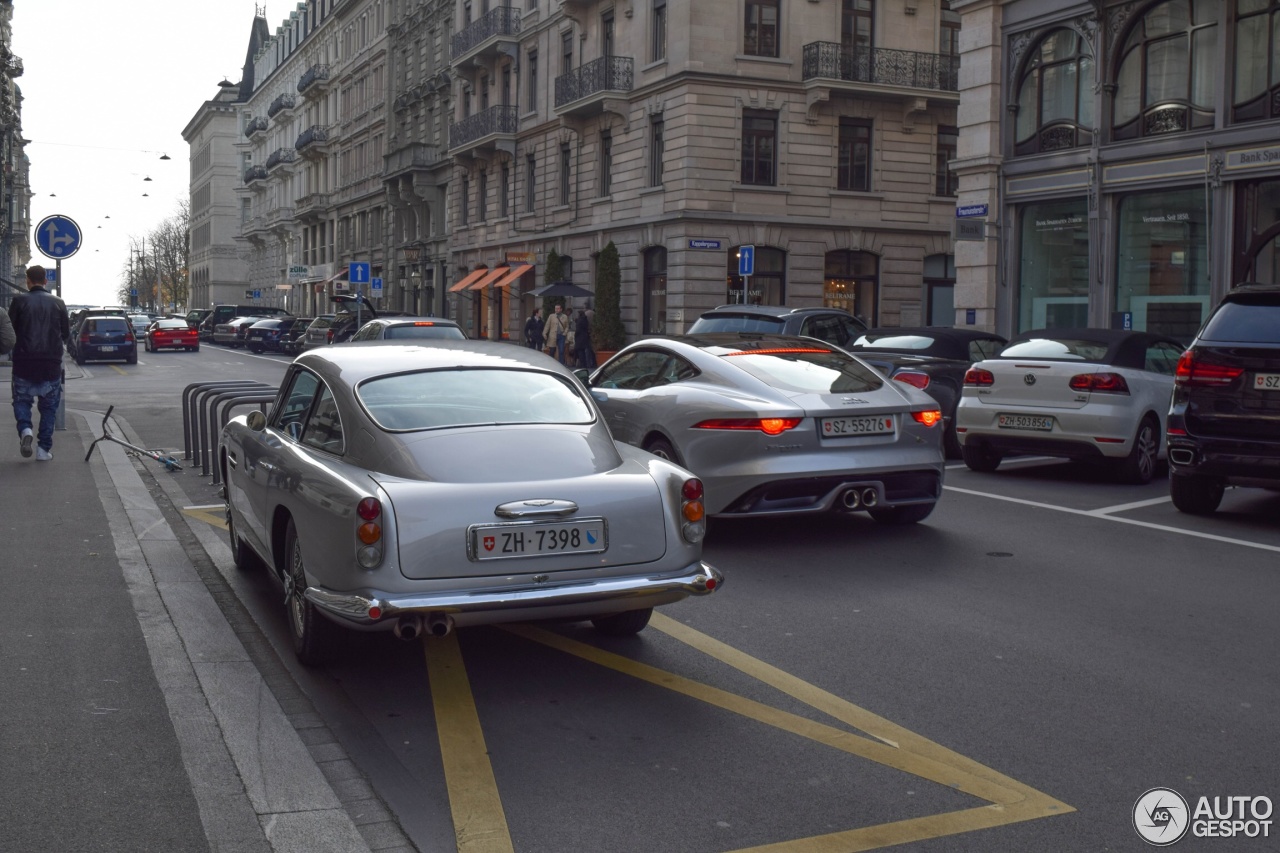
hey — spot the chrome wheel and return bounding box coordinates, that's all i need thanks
[1119,417,1159,485]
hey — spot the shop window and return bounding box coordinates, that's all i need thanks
[727,246,786,304]
[1013,29,1094,155]
[643,247,668,334]
[1018,199,1089,332]
[1116,188,1210,340]
[1233,178,1280,283]
[823,250,878,325]
[924,253,955,326]
[1112,0,1217,141]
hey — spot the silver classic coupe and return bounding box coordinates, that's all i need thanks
[220,341,722,664]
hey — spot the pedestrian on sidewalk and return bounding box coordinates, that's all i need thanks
[524,308,544,351]
[9,265,71,461]
[543,303,570,365]
[574,308,596,370]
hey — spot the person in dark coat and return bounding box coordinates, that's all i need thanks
[574,308,596,370]
[9,265,71,460]
[524,308,544,350]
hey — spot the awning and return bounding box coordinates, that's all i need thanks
[448,268,490,293]
[468,266,515,290]
[487,263,533,290]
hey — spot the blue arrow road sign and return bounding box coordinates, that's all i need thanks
[35,214,82,260]
[738,245,755,277]
[349,262,371,285]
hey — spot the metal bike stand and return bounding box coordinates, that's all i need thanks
[182,381,270,461]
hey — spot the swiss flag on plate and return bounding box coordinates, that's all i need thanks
[483,536,495,551]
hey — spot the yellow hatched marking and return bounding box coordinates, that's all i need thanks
[181,506,227,530]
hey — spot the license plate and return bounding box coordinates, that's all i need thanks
[998,413,1054,431]
[820,415,895,437]
[1254,373,1280,390]
[100,345,117,352]
[470,519,607,561]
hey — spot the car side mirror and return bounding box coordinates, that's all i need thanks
[573,368,591,384]
[246,410,267,431]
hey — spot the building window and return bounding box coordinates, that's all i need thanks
[1116,188,1210,339]
[599,130,613,197]
[559,143,572,206]
[500,164,510,218]
[744,0,779,57]
[1014,29,1095,155]
[461,175,470,226]
[1018,198,1088,333]
[527,49,538,111]
[478,168,488,221]
[1112,1,1216,141]
[837,118,871,191]
[1233,178,1280,283]
[1234,0,1280,122]
[652,0,667,62]
[824,250,878,326]
[841,0,873,49]
[924,253,956,326]
[562,30,574,74]
[741,110,777,186]
[650,115,665,187]
[643,247,668,334]
[602,10,615,59]
[526,153,536,212]
[940,0,959,58]
[727,246,786,304]
[935,125,958,196]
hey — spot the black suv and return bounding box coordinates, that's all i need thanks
[1166,284,1280,514]
[688,305,868,347]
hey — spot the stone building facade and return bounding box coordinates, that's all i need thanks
[0,0,29,304]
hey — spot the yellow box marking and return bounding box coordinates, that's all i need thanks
[182,506,228,530]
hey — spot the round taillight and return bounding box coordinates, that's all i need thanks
[358,522,381,544]
[683,501,705,522]
[357,497,380,521]
[682,479,703,501]
[367,605,382,620]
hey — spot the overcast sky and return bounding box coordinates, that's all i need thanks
[12,1,266,308]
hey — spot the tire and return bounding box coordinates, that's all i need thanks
[962,442,1002,472]
[126,350,137,365]
[225,503,255,572]
[944,421,963,459]
[592,607,653,636]
[1170,473,1225,515]
[74,351,85,365]
[144,339,151,352]
[249,345,264,354]
[191,345,199,353]
[1117,416,1159,485]
[284,518,335,665]
[868,502,936,524]
[644,436,681,465]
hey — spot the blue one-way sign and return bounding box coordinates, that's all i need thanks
[738,245,755,277]
[349,262,371,285]
[35,214,82,260]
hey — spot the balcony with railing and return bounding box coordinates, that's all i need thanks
[243,165,268,186]
[384,142,441,178]
[297,64,331,97]
[294,191,331,221]
[265,148,297,172]
[451,6,521,65]
[801,42,960,96]
[264,206,297,233]
[449,105,518,157]
[554,56,634,116]
[244,116,269,139]
[296,125,331,159]
[268,93,297,120]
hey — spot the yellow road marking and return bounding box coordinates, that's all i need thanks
[425,633,515,853]
[181,506,227,530]
[110,364,127,375]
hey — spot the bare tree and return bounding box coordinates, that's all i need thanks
[117,198,191,313]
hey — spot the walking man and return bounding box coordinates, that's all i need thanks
[543,303,571,365]
[574,308,596,370]
[9,265,71,460]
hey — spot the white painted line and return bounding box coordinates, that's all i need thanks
[945,455,1058,470]
[1089,495,1173,515]
[943,485,1280,554]
[184,504,225,511]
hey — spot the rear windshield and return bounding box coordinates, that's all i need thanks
[851,333,937,350]
[716,346,885,394]
[358,368,594,431]
[309,317,335,330]
[998,338,1109,362]
[155,319,189,330]
[384,324,466,340]
[1200,302,1280,343]
[90,318,129,332]
[689,314,787,334]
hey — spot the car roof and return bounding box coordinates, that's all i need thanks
[641,332,841,353]
[1000,327,1184,368]
[698,305,855,319]
[371,316,460,326]
[295,340,571,386]
[861,326,1006,343]
[1224,283,1280,303]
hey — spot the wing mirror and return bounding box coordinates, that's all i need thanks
[246,410,267,431]
[573,368,591,384]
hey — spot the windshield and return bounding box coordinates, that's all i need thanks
[716,346,885,393]
[689,314,787,334]
[358,368,595,431]
[384,324,466,340]
[999,338,1109,361]
[1201,302,1280,343]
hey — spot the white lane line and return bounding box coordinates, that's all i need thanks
[1089,495,1173,515]
[184,504,225,511]
[945,455,1058,470]
[943,485,1280,554]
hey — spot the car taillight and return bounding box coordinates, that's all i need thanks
[911,409,943,427]
[692,417,802,435]
[1069,372,1130,394]
[680,478,706,544]
[1174,350,1245,387]
[964,368,994,386]
[356,497,383,568]
[326,329,334,343]
[892,371,930,390]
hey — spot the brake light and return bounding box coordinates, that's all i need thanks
[412,321,436,327]
[326,328,334,343]
[723,347,832,356]
[355,497,383,567]
[1174,350,1245,387]
[357,497,381,521]
[893,371,930,390]
[680,478,706,544]
[692,417,803,435]
[1069,372,1130,394]
[682,479,703,501]
[964,368,994,386]
[911,409,943,427]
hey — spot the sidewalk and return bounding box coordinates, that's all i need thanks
[0,359,394,852]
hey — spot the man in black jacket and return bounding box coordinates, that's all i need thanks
[9,265,70,460]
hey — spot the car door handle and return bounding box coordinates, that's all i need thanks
[259,461,276,472]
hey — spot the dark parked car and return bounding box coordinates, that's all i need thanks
[301,314,339,350]
[145,317,200,352]
[1166,284,1280,514]
[688,305,868,346]
[72,316,138,365]
[326,294,409,344]
[847,327,1007,456]
[185,308,212,330]
[244,317,308,353]
[280,317,314,355]
[347,316,467,342]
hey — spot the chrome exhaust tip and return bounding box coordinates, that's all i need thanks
[393,614,422,641]
[861,487,879,508]
[841,488,861,509]
[1169,448,1196,466]
[426,612,455,638]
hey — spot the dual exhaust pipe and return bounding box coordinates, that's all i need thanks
[840,486,880,511]
[1169,447,1197,467]
[392,612,455,641]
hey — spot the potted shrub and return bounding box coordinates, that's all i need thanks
[542,249,565,319]
[592,241,624,361]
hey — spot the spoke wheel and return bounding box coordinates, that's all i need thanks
[1118,416,1159,485]
[592,607,653,636]
[644,437,680,465]
[284,518,334,665]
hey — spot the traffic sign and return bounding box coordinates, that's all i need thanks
[738,245,755,277]
[46,269,58,284]
[371,277,383,296]
[35,214,82,260]
[130,288,137,297]
[253,289,261,299]
[349,262,371,285]
[956,204,989,218]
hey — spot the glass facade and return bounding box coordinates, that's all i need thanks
[1018,198,1089,331]
[727,246,786,304]
[823,250,878,325]
[1115,188,1210,340]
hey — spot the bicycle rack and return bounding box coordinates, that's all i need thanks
[182,381,271,461]
[207,393,279,484]
[198,386,278,477]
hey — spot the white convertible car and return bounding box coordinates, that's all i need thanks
[221,341,722,664]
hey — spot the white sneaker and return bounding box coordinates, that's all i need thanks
[36,447,52,461]
[20,429,33,457]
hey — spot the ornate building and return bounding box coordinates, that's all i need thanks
[0,0,30,306]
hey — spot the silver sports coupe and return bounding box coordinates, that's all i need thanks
[584,334,947,522]
[220,341,722,664]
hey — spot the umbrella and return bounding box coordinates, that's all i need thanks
[529,281,595,298]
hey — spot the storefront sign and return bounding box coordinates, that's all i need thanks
[1034,214,1086,231]
[505,251,535,264]
[689,239,722,249]
[955,219,985,241]
[287,264,310,280]
[1226,146,1280,170]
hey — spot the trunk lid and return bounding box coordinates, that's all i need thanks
[973,359,1093,410]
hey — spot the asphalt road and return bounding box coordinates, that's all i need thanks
[66,343,1280,852]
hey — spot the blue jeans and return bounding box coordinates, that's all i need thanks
[555,333,567,364]
[12,376,61,452]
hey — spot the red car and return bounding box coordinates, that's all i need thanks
[145,318,201,353]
